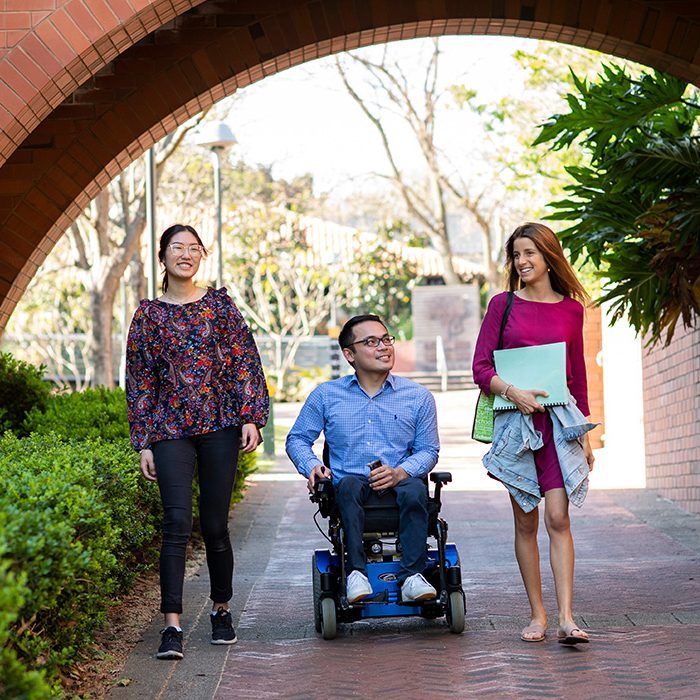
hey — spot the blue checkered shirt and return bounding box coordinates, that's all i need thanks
[286,373,440,482]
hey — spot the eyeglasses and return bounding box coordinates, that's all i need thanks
[344,334,395,349]
[168,243,205,257]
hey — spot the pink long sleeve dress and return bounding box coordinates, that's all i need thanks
[472,291,589,493]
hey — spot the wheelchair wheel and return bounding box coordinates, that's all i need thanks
[312,555,322,634]
[320,597,337,640]
[446,590,465,634]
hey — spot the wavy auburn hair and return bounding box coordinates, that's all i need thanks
[504,223,589,305]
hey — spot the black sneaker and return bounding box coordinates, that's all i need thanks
[211,607,237,645]
[156,626,183,660]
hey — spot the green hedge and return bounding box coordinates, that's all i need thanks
[0,378,258,697]
[0,353,50,435]
[23,387,130,441]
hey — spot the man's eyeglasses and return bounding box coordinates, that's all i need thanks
[344,334,396,349]
[168,243,205,257]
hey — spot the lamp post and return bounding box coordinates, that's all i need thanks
[196,122,237,289]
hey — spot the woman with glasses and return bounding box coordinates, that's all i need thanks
[126,223,269,660]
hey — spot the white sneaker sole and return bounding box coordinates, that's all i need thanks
[211,636,238,645]
[347,591,372,604]
[156,650,184,660]
[403,591,437,602]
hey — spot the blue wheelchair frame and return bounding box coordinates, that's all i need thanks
[310,462,465,639]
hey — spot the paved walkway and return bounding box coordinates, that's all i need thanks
[111,391,700,699]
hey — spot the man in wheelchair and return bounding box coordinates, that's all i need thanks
[286,314,441,605]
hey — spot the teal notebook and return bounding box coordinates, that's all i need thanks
[493,341,568,411]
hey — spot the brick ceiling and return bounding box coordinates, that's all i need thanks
[0,0,698,331]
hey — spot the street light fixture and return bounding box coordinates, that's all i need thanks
[196,122,237,289]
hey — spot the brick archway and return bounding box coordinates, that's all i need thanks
[0,0,699,330]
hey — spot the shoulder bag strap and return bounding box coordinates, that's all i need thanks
[496,291,514,351]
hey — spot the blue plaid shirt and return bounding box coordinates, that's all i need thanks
[286,373,440,482]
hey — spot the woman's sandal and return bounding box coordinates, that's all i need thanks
[520,621,547,642]
[557,623,590,645]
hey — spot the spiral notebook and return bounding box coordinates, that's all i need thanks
[493,341,569,411]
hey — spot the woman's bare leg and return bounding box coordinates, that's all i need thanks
[544,488,588,641]
[510,495,547,639]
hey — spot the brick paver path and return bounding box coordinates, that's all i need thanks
[113,392,700,699]
[214,480,700,699]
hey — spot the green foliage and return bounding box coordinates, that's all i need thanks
[0,558,52,698]
[0,353,51,435]
[449,43,609,222]
[535,64,700,344]
[344,221,419,336]
[0,379,257,693]
[0,433,149,691]
[233,449,259,503]
[271,366,331,403]
[23,386,130,441]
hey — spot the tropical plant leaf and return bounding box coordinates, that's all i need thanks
[536,64,700,344]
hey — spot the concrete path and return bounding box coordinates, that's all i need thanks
[111,391,700,699]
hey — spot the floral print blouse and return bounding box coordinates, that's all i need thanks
[126,287,269,450]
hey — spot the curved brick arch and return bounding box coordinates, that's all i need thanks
[0,0,699,331]
[0,1,207,168]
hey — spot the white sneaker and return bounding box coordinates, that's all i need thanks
[346,570,373,603]
[401,573,437,602]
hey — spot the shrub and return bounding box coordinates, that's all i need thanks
[23,387,130,441]
[0,353,51,435]
[0,435,126,684]
[0,555,52,699]
[0,385,259,693]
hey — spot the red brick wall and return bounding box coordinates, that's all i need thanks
[583,306,605,448]
[0,1,63,56]
[642,323,700,514]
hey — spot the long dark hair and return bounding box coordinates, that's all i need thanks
[159,224,208,293]
[504,223,589,305]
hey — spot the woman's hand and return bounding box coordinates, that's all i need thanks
[582,433,595,471]
[240,423,262,453]
[140,449,157,481]
[508,387,549,415]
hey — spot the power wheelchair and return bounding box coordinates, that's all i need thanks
[309,445,465,639]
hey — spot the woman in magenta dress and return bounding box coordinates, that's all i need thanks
[472,223,595,645]
[126,224,269,660]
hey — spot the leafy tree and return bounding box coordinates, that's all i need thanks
[221,197,337,396]
[534,65,700,344]
[344,221,419,338]
[337,39,612,293]
[336,41,462,284]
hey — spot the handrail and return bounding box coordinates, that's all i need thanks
[435,335,448,392]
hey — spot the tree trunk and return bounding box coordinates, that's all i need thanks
[90,287,116,387]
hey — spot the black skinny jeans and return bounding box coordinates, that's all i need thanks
[152,427,240,614]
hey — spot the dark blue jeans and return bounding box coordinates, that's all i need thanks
[335,475,428,584]
[152,427,240,613]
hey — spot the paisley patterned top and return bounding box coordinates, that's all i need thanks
[125,287,269,450]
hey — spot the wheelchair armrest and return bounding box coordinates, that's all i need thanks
[430,472,452,485]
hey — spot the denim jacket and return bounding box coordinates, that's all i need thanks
[483,400,597,513]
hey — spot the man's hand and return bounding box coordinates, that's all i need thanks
[307,464,332,493]
[139,449,157,482]
[369,463,408,491]
[241,423,261,453]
